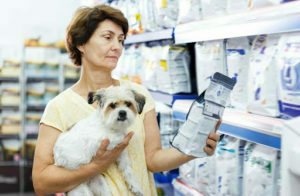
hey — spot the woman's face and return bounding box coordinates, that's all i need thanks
[78,19,125,70]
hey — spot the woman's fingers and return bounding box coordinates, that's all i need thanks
[204,132,221,156]
[206,138,217,149]
[99,138,110,152]
[115,131,134,150]
[203,145,214,156]
[208,132,220,142]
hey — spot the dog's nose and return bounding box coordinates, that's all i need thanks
[119,110,127,118]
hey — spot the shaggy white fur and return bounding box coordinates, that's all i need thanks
[53,86,145,196]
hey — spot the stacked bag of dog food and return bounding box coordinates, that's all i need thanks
[115,40,192,94]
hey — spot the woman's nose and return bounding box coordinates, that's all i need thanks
[111,38,123,51]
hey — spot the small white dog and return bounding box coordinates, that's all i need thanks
[53,86,145,196]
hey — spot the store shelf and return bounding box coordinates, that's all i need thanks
[149,91,197,105]
[0,161,20,166]
[27,77,58,82]
[26,133,38,139]
[175,1,300,44]
[0,77,19,82]
[26,105,46,111]
[124,28,174,44]
[64,78,78,83]
[0,134,19,140]
[172,100,283,149]
[0,105,19,111]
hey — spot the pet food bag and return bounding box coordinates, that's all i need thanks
[247,34,280,117]
[177,0,202,24]
[171,72,236,157]
[276,32,300,118]
[243,142,280,196]
[226,37,251,110]
[195,40,227,95]
[156,44,191,94]
[216,135,246,196]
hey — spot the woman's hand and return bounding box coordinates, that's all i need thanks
[203,119,222,156]
[91,131,134,170]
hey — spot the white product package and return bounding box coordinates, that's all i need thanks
[216,135,246,196]
[177,0,202,24]
[179,156,216,195]
[195,40,227,95]
[171,72,236,157]
[247,34,280,117]
[248,0,281,9]
[126,0,143,34]
[142,44,160,91]
[156,44,191,94]
[154,0,179,29]
[194,157,216,195]
[243,142,280,196]
[226,37,251,110]
[201,0,226,19]
[276,32,300,118]
[226,0,249,14]
[141,0,159,32]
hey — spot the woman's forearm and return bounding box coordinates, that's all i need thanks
[146,148,195,173]
[33,162,100,195]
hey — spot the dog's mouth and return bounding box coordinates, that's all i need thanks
[117,117,127,121]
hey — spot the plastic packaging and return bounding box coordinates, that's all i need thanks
[195,40,227,95]
[243,142,280,196]
[154,0,179,29]
[216,135,246,196]
[226,37,250,110]
[171,72,236,157]
[276,32,300,118]
[247,34,280,117]
[177,0,202,24]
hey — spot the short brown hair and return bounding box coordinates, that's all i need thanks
[66,5,128,66]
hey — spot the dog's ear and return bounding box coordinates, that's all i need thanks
[88,90,105,106]
[88,91,96,104]
[131,90,145,114]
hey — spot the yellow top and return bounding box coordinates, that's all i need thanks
[40,80,157,196]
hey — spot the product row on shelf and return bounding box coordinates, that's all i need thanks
[154,100,296,196]
[115,31,300,120]
[96,0,297,36]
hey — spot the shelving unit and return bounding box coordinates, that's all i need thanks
[0,77,19,83]
[175,0,300,44]
[0,44,80,194]
[1,1,299,195]
[149,90,197,105]
[172,99,283,149]
[124,28,174,44]
[118,1,300,152]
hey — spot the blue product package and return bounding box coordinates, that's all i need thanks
[277,33,300,119]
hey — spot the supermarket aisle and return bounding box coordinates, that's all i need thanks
[1,0,300,195]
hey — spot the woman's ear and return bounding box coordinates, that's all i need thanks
[77,45,84,53]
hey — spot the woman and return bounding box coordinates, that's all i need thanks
[32,4,220,196]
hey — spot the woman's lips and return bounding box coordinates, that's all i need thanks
[107,56,118,59]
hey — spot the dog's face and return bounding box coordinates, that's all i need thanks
[88,86,145,131]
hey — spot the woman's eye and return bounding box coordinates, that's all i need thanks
[104,36,111,40]
[110,103,116,108]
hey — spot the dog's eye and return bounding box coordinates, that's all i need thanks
[110,103,116,109]
[125,102,132,107]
